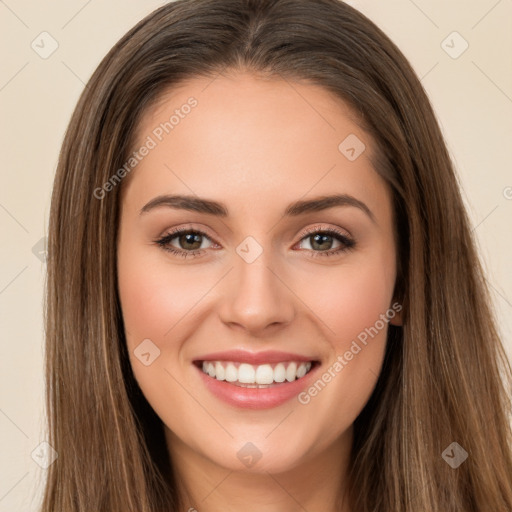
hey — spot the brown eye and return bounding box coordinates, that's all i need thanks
[296,227,356,258]
[307,232,337,251]
[155,229,214,258]
[175,232,204,251]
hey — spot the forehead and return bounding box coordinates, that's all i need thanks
[136,71,367,155]
[122,71,390,221]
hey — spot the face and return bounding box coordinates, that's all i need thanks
[117,71,401,476]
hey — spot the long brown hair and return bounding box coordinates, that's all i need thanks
[42,0,512,510]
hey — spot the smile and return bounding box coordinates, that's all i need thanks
[193,353,321,409]
[200,360,314,387]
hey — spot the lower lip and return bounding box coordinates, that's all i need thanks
[194,363,319,409]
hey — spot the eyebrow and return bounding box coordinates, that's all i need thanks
[139,193,375,222]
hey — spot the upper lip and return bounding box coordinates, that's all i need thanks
[194,350,317,366]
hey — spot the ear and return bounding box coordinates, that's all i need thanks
[388,301,403,326]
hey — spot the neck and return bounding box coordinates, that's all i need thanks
[165,426,354,512]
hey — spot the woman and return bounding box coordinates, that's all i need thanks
[42,0,512,510]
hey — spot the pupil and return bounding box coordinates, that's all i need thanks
[312,233,332,250]
[181,233,201,250]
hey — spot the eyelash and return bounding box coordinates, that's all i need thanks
[154,225,356,259]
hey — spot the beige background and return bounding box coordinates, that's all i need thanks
[0,1,511,510]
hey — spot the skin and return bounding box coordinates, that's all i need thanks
[117,70,402,512]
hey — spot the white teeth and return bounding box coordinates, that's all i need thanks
[255,364,274,384]
[199,360,313,384]
[215,362,225,381]
[285,362,297,382]
[296,363,307,379]
[238,363,255,383]
[225,363,237,382]
[274,363,286,382]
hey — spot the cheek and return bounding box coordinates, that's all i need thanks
[117,244,206,344]
[117,245,204,417]
[307,253,396,349]
[293,249,395,427]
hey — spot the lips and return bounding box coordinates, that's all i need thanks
[193,349,321,409]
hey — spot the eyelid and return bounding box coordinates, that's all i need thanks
[299,223,353,240]
[158,223,218,243]
[157,222,352,242]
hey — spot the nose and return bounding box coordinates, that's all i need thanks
[218,249,296,335]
